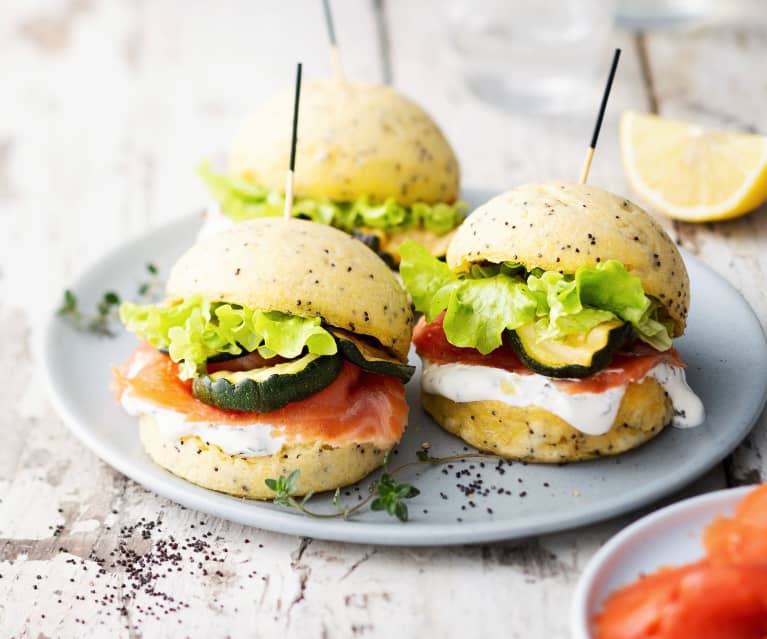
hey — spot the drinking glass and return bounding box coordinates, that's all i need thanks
[446,0,615,113]
[615,0,715,28]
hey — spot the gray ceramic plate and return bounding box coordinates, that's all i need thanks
[43,208,767,546]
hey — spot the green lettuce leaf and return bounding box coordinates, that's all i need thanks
[442,278,537,354]
[199,161,290,223]
[527,270,623,341]
[120,295,337,379]
[574,262,672,350]
[252,311,337,359]
[398,241,454,316]
[399,240,673,352]
[399,241,537,354]
[199,161,466,235]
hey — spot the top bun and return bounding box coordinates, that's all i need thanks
[229,80,459,206]
[166,218,414,360]
[447,183,689,335]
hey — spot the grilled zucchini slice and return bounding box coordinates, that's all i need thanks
[329,328,414,382]
[508,320,632,378]
[191,352,343,413]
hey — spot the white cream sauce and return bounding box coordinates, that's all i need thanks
[121,391,287,457]
[420,359,704,436]
[646,363,705,428]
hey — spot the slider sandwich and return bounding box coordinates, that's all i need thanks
[400,183,704,462]
[114,218,415,497]
[199,80,464,265]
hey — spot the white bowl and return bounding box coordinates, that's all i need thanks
[570,485,753,638]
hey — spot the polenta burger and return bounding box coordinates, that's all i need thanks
[400,183,704,462]
[114,218,414,497]
[198,79,464,265]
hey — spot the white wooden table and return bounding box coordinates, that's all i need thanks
[1,2,765,637]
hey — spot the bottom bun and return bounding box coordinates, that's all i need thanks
[421,378,673,463]
[139,415,387,499]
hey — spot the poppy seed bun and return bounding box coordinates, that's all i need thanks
[447,183,689,334]
[422,377,673,463]
[139,416,386,499]
[229,80,460,206]
[166,218,413,360]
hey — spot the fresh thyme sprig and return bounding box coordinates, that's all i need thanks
[58,262,161,336]
[58,289,121,336]
[370,470,420,522]
[265,447,499,523]
[138,262,163,301]
[264,470,318,511]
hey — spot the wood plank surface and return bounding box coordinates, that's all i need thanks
[0,1,764,637]
[639,26,767,484]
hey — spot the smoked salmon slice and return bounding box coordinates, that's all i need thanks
[113,343,408,449]
[413,314,685,394]
[735,483,767,530]
[595,561,767,639]
[704,483,767,566]
[704,518,767,567]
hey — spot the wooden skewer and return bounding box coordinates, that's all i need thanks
[322,0,345,82]
[284,62,303,220]
[579,48,621,184]
[284,171,295,220]
[579,147,596,186]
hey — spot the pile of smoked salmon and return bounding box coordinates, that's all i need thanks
[595,483,767,639]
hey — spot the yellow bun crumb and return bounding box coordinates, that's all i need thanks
[229,80,459,206]
[421,377,673,463]
[139,415,387,499]
[166,218,414,360]
[447,183,689,334]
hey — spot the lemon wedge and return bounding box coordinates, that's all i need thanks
[621,111,767,222]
